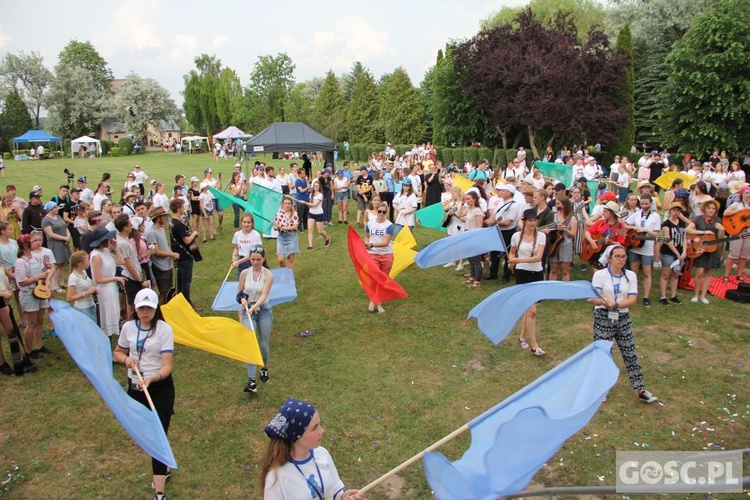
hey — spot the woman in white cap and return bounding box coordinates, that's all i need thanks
[262,398,364,499]
[114,288,175,500]
[90,226,126,337]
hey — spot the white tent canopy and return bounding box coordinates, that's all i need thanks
[181,135,209,153]
[71,135,101,158]
[214,126,251,140]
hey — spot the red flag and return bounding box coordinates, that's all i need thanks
[347,226,408,303]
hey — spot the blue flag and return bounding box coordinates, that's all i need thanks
[49,300,178,469]
[423,340,618,499]
[468,281,599,345]
[414,227,506,268]
[211,268,298,311]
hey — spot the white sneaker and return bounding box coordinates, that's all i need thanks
[443,262,456,268]
[455,264,464,271]
[691,297,699,303]
[700,297,709,304]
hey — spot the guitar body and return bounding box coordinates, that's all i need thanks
[33,279,51,300]
[625,230,645,248]
[686,233,717,258]
[582,237,604,262]
[547,230,564,257]
[189,241,203,262]
[723,209,750,236]
[7,305,24,376]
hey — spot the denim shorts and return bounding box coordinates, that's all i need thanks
[628,250,653,267]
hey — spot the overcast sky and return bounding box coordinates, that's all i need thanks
[0,0,525,107]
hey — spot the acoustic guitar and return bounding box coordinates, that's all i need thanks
[582,227,629,262]
[722,209,750,236]
[624,230,672,249]
[685,232,750,259]
[32,276,51,300]
[188,240,203,262]
[7,305,25,376]
[546,204,587,257]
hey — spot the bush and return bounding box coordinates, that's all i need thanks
[101,140,115,156]
[109,146,121,157]
[2,152,9,160]
[452,148,465,166]
[440,148,452,164]
[465,147,480,166]
[118,138,133,156]
[478,147,493,165]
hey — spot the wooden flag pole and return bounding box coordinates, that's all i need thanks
[222,263,234,284]
[358,424,469,494]
[133,366,157,413]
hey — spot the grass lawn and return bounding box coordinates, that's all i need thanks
[0,152,748,498]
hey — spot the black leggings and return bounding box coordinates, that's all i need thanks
[469,255,482,281]
[128,375,175,475]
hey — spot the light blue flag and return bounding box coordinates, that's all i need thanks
[211,268,298,311]
[414,227,505,268]
[534,161,572,188]
[423,340,618,500]
[49,300,178,469]
[468,281,599,345]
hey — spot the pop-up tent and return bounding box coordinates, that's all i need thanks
[214,126,251,140]
[71,135,101,158]
[244,122,335,164]
[12,129,63,157]
[181,135,209,153]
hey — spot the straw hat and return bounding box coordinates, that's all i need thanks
[729,181,749,194]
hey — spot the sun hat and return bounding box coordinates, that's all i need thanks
[700,199,720,212]
[729,181,749,194]
[190,176,200,183]
[669,202,683,211]
[149,206,168,219]
[603,201,622,215]
[134,288,159,309]
[89,226,117,248]
[522,208,539,220]
[598,191,617,202]
[637,180,653,190]
[264,398,317,442]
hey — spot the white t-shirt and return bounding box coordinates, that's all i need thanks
[152,193,169,213]
[309,193,324,215]
[625,210,661,256]
[510,231,546,272]
[592,268,638,313]
[79,187,95,205]
[618,172,630,189]
[117,319,174,379]
[199,191,215,212]
[232,229,262,257]
[366,219,394,255]
[263,447,346,500]
[489,197,520,231]
[132,170,149,184]
[393,192,418,226]
[68,270,95,309]
[93,192,108,211]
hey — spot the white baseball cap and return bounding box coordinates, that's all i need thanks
[134,288,159,309]
[495,183,516,194]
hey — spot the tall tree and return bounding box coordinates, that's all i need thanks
[46,65,107,139]
[341,61,366,101]
[0,89,33,153]
[345,67,381,143]
[310,71,346,141]
[379,67,425,144]
[102,72,179,143]
[482,0,606,41]
[57,40,113,91]
[182,54,222,134]
[610,25,636,156]
[660,0,750,156]
[0,51,53,127]
[215,68,243,128]
[247,53,296,124]
[284,82,314,124]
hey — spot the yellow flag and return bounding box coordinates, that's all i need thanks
[162,294,264,366]
[452,175,474,194]
[390,225,418,278]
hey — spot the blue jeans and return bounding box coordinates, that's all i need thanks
[233,195,244,228]
[75,305,98,324]
[175,259,193,304]
[242,304,273,379]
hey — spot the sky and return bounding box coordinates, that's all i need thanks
[0,0,525,107]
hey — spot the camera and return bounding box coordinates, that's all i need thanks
[64,168,75,183]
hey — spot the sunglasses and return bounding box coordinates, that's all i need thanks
[248,246,265,254]
[377,210,387,214]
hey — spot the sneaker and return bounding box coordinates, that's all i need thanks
[243,379,257,393]
[455,264,464,271]
[259,368,269,383]
[442,262,456,268]
[691,297,699,303]
[670,296,682,304]
[27,350,41,359]
[22,357,37,373]
[638,390,657,403]
[154,493,167,500]
[531,346,546,356]
[324,237,331,247]
[519,339,529,349]
[0,363,13,376]
[39,346,52,354]
[642,298,651,308]
[344,221,349,225]
[700,297,709,304]
[659,298,669,306]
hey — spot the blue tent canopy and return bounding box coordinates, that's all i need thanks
[13,130,62,143]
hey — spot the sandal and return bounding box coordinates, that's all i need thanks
[531,346,546,356]
[722,276,730,283]
[468,282,481,288]
[463,273,472,278]
[519,339,529,349]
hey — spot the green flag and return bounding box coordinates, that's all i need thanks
[534,161,572,188]
[415,202,447,233]
[209,185,283,234]
[586,180,600,213]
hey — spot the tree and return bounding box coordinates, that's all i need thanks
[57,40,113,91]
[345,67,381,143]
[0,51,53,127]
[660,0,750,156]
[610,25,636,156]
[341,61,366,101]
[102,72,179,143]
[0,89,32,153]
[482,0,606,41]
[310,71,346,141]
[247,53,296,124]
[284,82,314,124]
[379,67,425,144]
[215,68,243,128]
[182,54,222,135]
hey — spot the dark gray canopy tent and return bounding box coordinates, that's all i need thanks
[244,122,335,166]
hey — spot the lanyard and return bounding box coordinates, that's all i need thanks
[135,320,153,363]
[608,269,624,297]
[292,451,324,500]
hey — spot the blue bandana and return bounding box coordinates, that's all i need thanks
[265,398,316,442]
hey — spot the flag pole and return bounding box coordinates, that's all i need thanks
[222,264,234,284]
[133,366,157,412]
[358,424,469,494]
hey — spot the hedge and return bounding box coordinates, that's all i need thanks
[109,146,122,157]
[101,140,115,156]
[118,138,133,156]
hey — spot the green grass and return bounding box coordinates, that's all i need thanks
[0,152,748,498]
